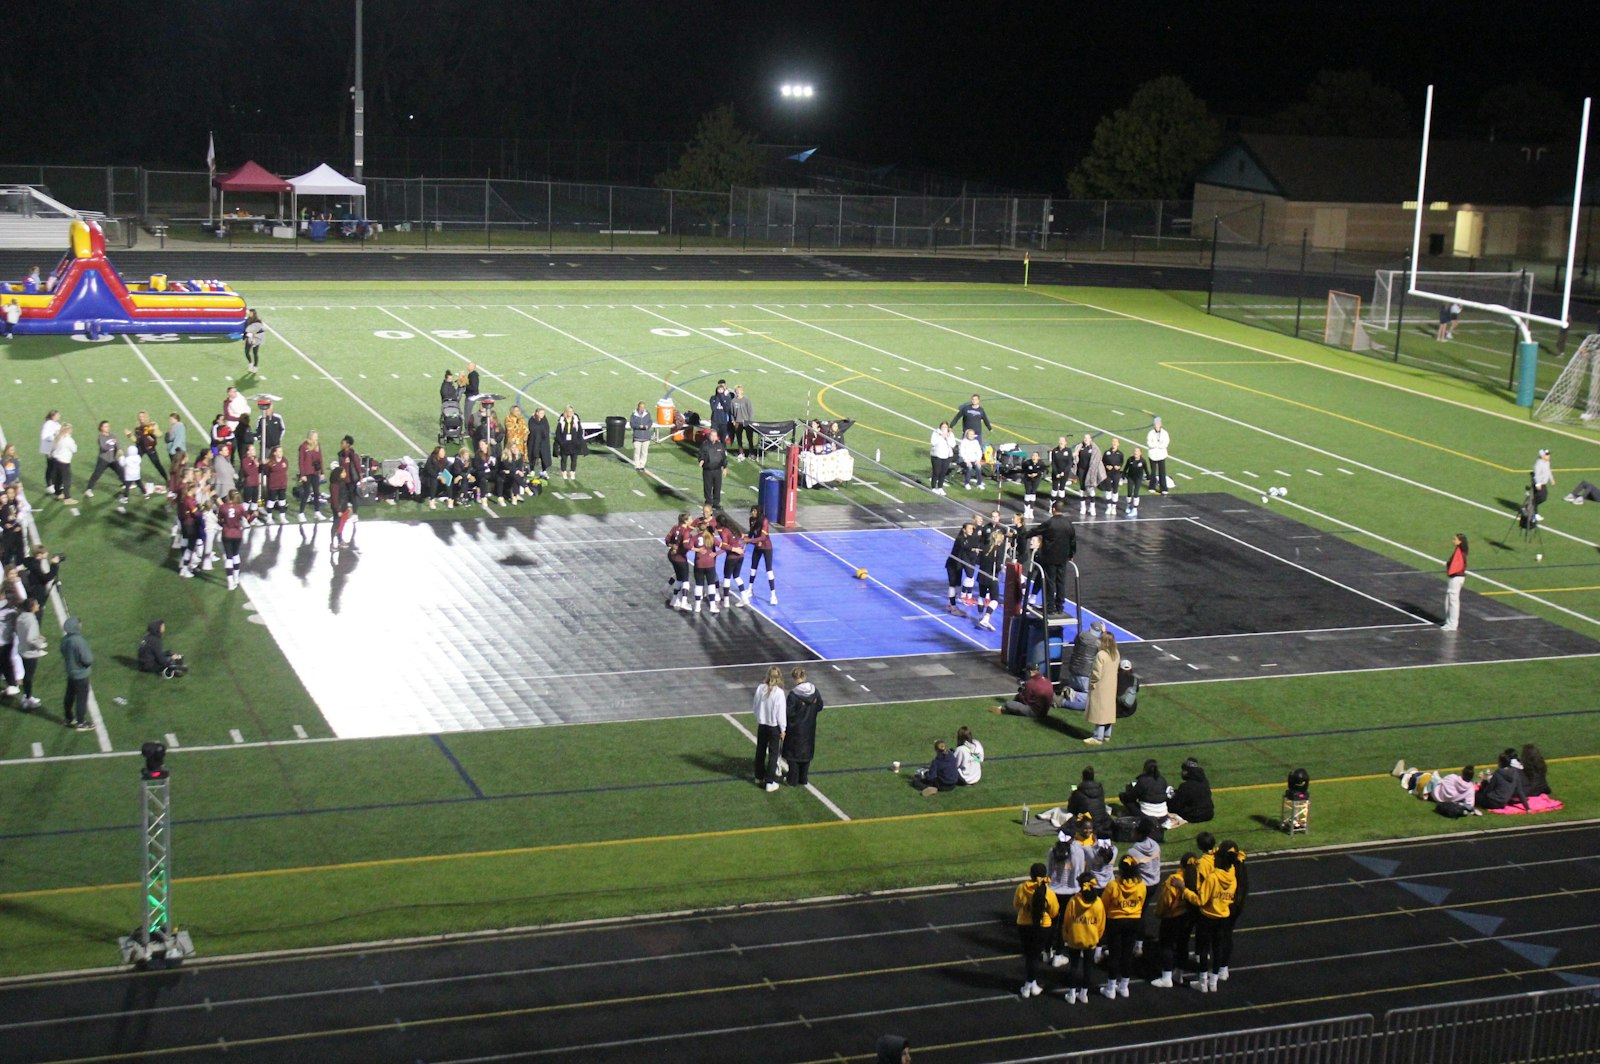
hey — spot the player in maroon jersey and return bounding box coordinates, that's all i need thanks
[745,505,777,605]
[176,474,203,578]
[264,446,290,524]
[717,513,748,607]
[691,525,723,614]
[218,489,249,590]
[240,446,261,518]
[665,512,694,611]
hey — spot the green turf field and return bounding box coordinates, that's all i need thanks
[2,280,1597,977]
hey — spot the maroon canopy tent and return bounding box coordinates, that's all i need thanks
[211,161,292,224]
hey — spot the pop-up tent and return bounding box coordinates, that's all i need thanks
[287,163,367,222]
[211,161,292,224]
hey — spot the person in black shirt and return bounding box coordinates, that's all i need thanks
[1101,439,1125,517]
[1019,451,1046,521]
[464,363,481,401]
[1122,447,1148,517]
[945,520,981,615]
[1050,437,1073,506]
[954,394,993,444]
[255,401,286,456]
[974,529,1006,631]
[1022,502,1077,614]
[698,428,728,507]
[439,370,459,404]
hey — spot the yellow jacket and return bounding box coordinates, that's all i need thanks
[1184,865,1237,919]
[1155,873,1191,920]
[1102,878,1146,921]
[1060,893,1106,949]
[1013,877,1060,928]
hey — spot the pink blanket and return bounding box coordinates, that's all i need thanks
[1487,794,1564,815]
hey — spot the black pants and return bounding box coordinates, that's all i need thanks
[930,455,950,489]
[55,463,72,498]
[754,722,782,784]
[21,655,39,698]
[300,475,323,512]
[1039,561,1067,612]
[732,424,755,455]
[1019,924,1049,983]
[785,757,811,786]
[559,453,579,474]
[1158,912,1193,974]
[1149,458,1168,493]
[1105,918,1139,980]
[1194,913,1225,974]
[63,676,89,725]
[702,466,724,507]
[142,451,167,480]
[85,457,116,491]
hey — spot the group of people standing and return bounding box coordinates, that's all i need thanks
[664,505,778,614]
[751,665,824,792]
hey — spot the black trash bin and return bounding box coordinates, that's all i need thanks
[604,415,627,449]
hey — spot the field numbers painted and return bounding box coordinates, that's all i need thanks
[374,329,480,341]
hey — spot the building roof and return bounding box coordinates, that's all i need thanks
[1195,134,1582,207]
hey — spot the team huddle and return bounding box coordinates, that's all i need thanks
[664,505,778,614]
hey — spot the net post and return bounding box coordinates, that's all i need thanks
[1204,214,1219,315]
[1516,340,1539,408]
[1392,256,1409,362]
[1293,229,1308,338]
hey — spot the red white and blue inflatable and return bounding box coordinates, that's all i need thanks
[0,220,246,336]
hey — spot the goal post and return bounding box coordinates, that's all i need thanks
[1370,270,1532,331]
[1325,290,1375,350]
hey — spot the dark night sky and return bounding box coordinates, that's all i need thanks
[4,0,1592,189]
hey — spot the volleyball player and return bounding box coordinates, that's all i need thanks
[240,444,261,518]
[264,446,290,524]
[691,524,722,614]
[1019,451,1045,521]
[1101,439,1124,516]
[665,512,694,611]
[175,474,203,578]
[1049,436,1073,507]
[745,505,777,605]
[945,519,980,615]
[973,529,1005,631]
[218,489,248,590]
[1123,446,1147,516]
[717,513,748,607]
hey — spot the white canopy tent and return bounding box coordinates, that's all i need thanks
[287,163,368,222]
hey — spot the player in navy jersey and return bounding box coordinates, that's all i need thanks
[745,505,777,606]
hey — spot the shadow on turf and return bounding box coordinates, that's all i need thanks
[681,751,751,780]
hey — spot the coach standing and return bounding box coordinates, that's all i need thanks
[1022,501,1077,615]
[699,428,728,508]
[955,394,993,446]
[1145,417,1171,495]
[628,401,654,470]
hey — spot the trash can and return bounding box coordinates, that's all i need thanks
[604,415,626,449]
[759,468,786,524]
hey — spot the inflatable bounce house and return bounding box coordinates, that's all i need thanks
[0,220,246,336]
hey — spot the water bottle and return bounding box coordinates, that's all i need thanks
[1021,802,1030,827]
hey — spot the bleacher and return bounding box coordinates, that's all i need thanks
[0,184,108,250]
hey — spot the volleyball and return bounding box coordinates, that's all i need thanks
[855,568,869,580]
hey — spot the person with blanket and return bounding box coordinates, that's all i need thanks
[1391,759,1479,812]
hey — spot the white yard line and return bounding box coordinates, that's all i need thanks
[719,712,850,821]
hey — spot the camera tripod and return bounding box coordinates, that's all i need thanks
[1500,480,1545,550]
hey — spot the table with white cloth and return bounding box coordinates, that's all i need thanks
[798,449,854,487]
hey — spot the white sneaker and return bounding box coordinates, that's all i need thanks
[1217,966,1229,981]
[1117,980,1129,998]
[84,489,93,498]
[742,591,752,606]
[1192,976,1208,992]
[22,696,42,710]
[1100,984,1116,999]
[3,686,17,697]
[769,592,778,605]
[710,601,720,615]
[673,599,690,612]
[1050,953,1068,969]
[693,602,702,613]
[764,781,780,792]
[1151,975,1173,988]
[298,513,306,523]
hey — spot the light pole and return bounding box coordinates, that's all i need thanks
[352,0,365,180]
[778,82,816,147]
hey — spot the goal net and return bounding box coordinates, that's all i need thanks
[1370,270,1533,330]
[1325,290,1375,351]
[1533,334,1600,425]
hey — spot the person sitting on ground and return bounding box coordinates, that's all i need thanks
[1066,765,1113,839]
[1165,757,1214,829]
[1475,749,1530,812]
[137,619,186,677]
[953,725,984,786]
[912,739,960,796]
[1120,759,1172,836]
[1562,480,1600,505]
[995,663,1056,718]
[1520,744,1550,797]
[1391,759,1480,814]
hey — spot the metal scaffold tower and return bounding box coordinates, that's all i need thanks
[118,742,194,966]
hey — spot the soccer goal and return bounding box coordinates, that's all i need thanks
[1325,291,1376,351]
[1533,333,1600,424]
[1370,269,1533,331]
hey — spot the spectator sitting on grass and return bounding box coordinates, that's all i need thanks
[1476,750,1530,812]
[912,740,959,796]
[1520,744,1550,797]
[1391,760,1479,813]
[1066,766,1113,839]
[954,726,984,785]
[1165,758,1214,829]
[994,664,1056,718]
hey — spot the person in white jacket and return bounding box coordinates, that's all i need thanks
[752,666,787,791]
[116,444,144,513]
[954,725,985,785]
[957,429,984,490]
[928,422,957,495]
[1145,417,1171,495]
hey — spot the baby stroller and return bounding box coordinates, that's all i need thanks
[439,400,465,444]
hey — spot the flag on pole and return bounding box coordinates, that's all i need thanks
[206,133,216,181]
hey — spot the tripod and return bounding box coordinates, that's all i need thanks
[1501,479,1545,550]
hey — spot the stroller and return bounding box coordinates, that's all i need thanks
[439,400,465,444]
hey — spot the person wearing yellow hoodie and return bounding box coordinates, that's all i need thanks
[1058,872,1106,1003]
[1099,856,1147,999]
[1012,862,1059,999]
[1151,854,1198,988]
[1182,847,1238,992]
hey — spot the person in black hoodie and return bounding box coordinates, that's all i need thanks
[1120,759,1171,836]
[1166,757,1214,828]
[1475,749,1530,811]
[137,620,186,677]
[1066,765,1113,838]
[875,1035,911,1063]
[782,667,824,786]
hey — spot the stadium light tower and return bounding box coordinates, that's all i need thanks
[777,82,817,145]
[117,742,194,967]
[352,0,365,180]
